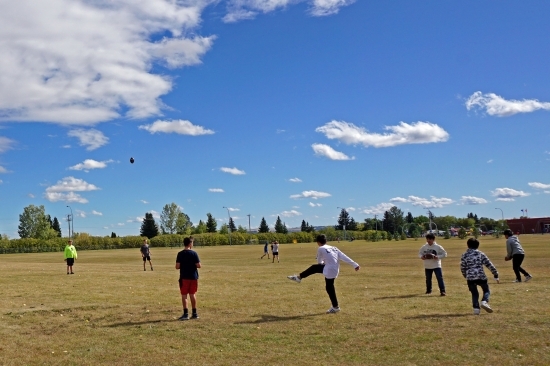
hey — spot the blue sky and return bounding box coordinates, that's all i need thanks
[0,0,549,237]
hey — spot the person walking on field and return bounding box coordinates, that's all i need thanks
[141,239,153,271]
[64,240,77,275]
[176,237,201,320]
[419,233,448,296]
[272,241,280,263]
[260,241,270,259]
[287,234,360,314]
[503,229,533,283]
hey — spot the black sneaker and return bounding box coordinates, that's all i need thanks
[425,290,432,294]
[150,267,153,271]
[191,314,199,319]
[178,314,189,321]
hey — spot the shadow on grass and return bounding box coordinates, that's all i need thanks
[404,313,470,320]
[373,294,424,300]
[105,319,174,328]
[235,313,324,324]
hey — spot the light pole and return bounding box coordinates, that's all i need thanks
[495,208,504,235]
[223,207,232,246]
[66,205,73,239]
[247,214,251,233]
[337,207,346,241]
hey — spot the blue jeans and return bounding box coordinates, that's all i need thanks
[467,279,490,309]
[425,268,445,293]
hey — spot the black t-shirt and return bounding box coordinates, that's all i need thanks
[176,249,200,280]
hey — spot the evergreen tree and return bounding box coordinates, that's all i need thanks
[140,212,159,239]
[274,216,285,233]
[283,222,288,234]
[336,209,350,230]
[52,217,62,237]
[347,217,358,231]
[228,217,236,232]
[206,213,217,233]
[258,217,269,233]
[307,222,315,233]
[301,219,307,232]
[406,212,414,223]
[382,206,405,234]
[111,232,117,238]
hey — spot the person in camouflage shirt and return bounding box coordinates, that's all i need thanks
[460,238,499,315]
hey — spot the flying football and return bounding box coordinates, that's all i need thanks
[130,157,135,164]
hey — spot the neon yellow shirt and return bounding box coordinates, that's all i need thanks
[64,245,77,260]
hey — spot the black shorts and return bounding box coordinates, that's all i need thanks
[66,258,74,266]
[273,252,279,256]
[142,255,151,261]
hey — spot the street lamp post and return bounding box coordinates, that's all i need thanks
[66,205,73,239]
[247,214,251,233]
[223,207,232,246]
[495,208,504,235]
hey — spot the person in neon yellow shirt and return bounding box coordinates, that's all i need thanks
[64,240,78,275]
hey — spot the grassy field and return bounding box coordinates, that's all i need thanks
[1,235,549,365]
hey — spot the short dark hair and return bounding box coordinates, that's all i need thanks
[503,229,513,237]
[425,233,435,240]
[184,237,192,247]
[467,238,480,249]
[316,234,327,245]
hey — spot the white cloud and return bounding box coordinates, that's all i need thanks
[140,200,149,204]
[460,196,488,205]
[139,119,214,136]
[27,193,35,198]
[0,179,2,184]
[69,159,113,171]
[62,145,71,149]
[491,187,530,201]
[487,159,493,163]
[209,188,225,193]
[289,177,302,183]
[310,0,356,16]
[528,182,550,190]
[316,120,449,148]
[0,166,8,174]
[227,207,240,212]
[0,136,15,153]
[361,202,394,215]
[150,210,160,219]
[544,191,550,194]
[0,0,213,125]
[68,129,109,151]
[311,143,354,160]
[44,176,99,203]
[290,190,331,200]
[309,202,322,207]
[346,207,356,211]
[117,223,125,226]
[91,210,103,216]
[220,167,246,175]
[390,195,454,208]
[76,210,86,218]
[281,209,301,217]
[466,91,550,117]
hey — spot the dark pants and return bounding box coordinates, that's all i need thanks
[512,254,530,281]
[467,279,490,309]
[300,264,338,308]
[425,268,445,293]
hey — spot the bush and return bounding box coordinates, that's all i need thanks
[458,228,467,239]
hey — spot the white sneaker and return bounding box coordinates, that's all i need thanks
[473,308,480,315]
[326,307,340,314]
[287,275,301,283]
[480,301,493,313]
[525,275,533,282]
[513,279,521,283]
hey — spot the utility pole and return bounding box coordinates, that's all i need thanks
[247,214,251,232]
[66,214,72,238]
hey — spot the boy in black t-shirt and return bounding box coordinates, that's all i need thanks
[140,239,153,271]
[175,237,201,320]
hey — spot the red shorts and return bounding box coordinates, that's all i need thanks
[179,279,198,295]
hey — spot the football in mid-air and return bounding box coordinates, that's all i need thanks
[130,157,135,164]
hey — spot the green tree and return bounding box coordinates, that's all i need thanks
[140,212,159,239]
[160,203,181,234]
[458,227,467,239]
[336,209,350,230]
[406,212,414,224]
[18,204,51,239]
[382,206,404,234]
[433,215,457,233]
[413,215,429,230]
[258,217,269,233]
[51,217,62,237]
[347,217,358,231]
[237,225,247,234]
[274,216,285,234]
[219,223,229,234]
[457,218,475,230]
[176,212,192,235]
[206,213,217,233]
[228,217,237,232]
[301,220,307,232]
[111,232,117,238]
[194,220,207,234]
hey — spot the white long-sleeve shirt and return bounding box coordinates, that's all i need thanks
[316,244,359,279]
[418,242,447,269]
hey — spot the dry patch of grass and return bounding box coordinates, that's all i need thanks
[1,236,549,365]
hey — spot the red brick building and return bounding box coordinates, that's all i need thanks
[506,217,550,234]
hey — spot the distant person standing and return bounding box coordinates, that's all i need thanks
[272,241,280,263]
[503,229,533,283]
[141,239,153,271]
[260,241,270,259]
[419,233,448,296]
[64,240,77,275]
[176,237,201,320]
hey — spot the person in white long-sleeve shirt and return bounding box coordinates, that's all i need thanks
[418,233,447,296]
[287,234,360,314]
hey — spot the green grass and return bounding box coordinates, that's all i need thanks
[1,236,549,365]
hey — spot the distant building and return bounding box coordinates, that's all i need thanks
[506,217,550,234]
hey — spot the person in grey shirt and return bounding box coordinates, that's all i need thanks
[503,229,532,283]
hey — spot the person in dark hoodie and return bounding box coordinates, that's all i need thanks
[503,229,533,283]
